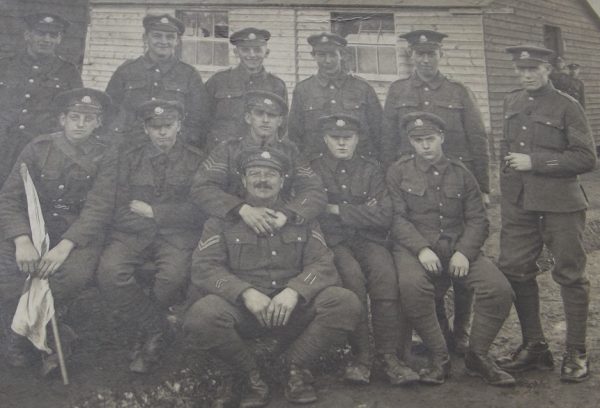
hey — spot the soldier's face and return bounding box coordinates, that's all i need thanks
[515,64,551,91]
[234,45,269,71]
[25,29,62,57]
[144,119,180,151]
[410,133,445,163]
[242,166,283,201]
[60,111,102,143]
[144,29,179,59]
[323,133,359,160]
[245,108,283,139]
[312,49,342,75]
[412,49,441,79]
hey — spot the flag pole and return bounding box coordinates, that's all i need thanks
[50,315,69,385]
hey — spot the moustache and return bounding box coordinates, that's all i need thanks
[253,181,273,189]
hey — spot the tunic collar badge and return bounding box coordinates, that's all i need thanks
[520,51,530,59]
[261,151,271,159]
[419,34,428,43]
[154,106,164,115]
[248,33,256,40]
[336,119,346,127]
[415,119,424,126]
[321,35,328,43]
[43,16,54,23]
[160,17,169,24]
[81,96,92,104]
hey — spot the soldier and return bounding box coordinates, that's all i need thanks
[496,46,597,383]
[191,90,326,234]
[97,99,207,373]
[382,29,491,352]
[567,63,585,108]
[549,56,572,96]
[184,147,361,407]
[288,33,384,161]
[387,112,515,386]
[0,13,83,186]
[105,14,209,148]
[309,113,418,385]
[0,88,116,374]
[205,27,288,151]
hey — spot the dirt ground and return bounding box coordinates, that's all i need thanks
[2,168,600,408]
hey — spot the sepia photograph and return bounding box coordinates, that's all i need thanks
[0,0,599,406]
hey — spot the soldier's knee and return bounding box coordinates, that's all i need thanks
[183,295,233,334]
[315,286,361,330]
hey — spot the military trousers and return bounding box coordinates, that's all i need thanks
[394,245,513,357]
[331,239,400,358]
[97,236,192,334]
[498,199,589,348]
[183,286,361,372]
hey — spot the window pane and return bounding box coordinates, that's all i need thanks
[378,46,397,75]
[357,46,377,74]
[181,12,196,37]
[197,42,213,65]
[214,42,229,66]
[214,12,229,38]
[331,12,394,37]
[181,40,197,64]
[343,46,357,73]
[198,12,213,37]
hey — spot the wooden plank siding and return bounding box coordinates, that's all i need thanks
[483,0,600,159]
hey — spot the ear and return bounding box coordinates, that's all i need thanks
[143,122,150,135]
[241,176,247,189]
[439,133,445,144]
[59,112,67,128]
[405,47,414,58]
[233,47,240,58]
[438,49,444,58]
[95,114,103,129]
[264,47,270,58]
[176,119,182,132]
[244,111,252,125]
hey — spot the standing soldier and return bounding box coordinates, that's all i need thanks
[288,33,383,161]
[205,27,288,151]
[387,112,514,386]
[310,113,419,386]
[383,30,491,352]
[0,13,83,186]
[0,88,116,374]
[192,90,326,233]
[98,99,207,374]
[496,46,597,383]
[105,14,209,148]
[567,63,585,108]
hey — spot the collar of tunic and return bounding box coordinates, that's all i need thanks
[316,70,348,88]
[142,52,178,73]
[410,71,445,90]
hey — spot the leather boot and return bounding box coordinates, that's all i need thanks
[378,353,419,385]
[129,328,174,373]
[419,355,451,385]
[496,341,554,373]
[561,347,589,383]
[285,364,318,404]
[239,370,270,408]
[465,351,516,386]
[343,360,371,384]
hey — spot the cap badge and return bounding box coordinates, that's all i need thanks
[336,119,346,127]
[160,17,169,24]
[81,96,92,104]
[248,33,256,40]
[321,35,328,43]
[419,34,428,43]
[520,51,530,59]
[415,119,424,127]
[43,16,54,23]
[154,106,164,115]
[264,98,273,105]
[260,151,272,159]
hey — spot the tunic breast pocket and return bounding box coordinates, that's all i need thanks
[432,100,464,129]
[66,168,94,200]
[37,77,66,101]
[393,99,420,125]
[225,231,259,271]
[503,111,521,142]
[165,174,191,197]
[38,169,63,200]
[442,183,464,215]
[123,79,148,104]
[532,115,566,151]
[302,97,327,128]
[163,80,190,103]
[214,89,244,118]
[399,179,426,211]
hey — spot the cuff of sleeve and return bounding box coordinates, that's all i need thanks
[287,282,311,304]
[223,281,254,305]
[530,153,552,173]
[61,230,86,248]
[405,239,431,257]
[281,207,305,225]
[4,225,32,242]
[454,245,480,262]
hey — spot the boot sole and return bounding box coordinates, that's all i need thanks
[465,369,516,387]
[560,372,590,383]
[498,363,554,374]
[284,394,318,404]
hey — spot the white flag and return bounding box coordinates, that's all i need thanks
[11,163,54,353]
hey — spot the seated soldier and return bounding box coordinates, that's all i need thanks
[97,99,206,373]
[386,112,515,386]
[184,147,361,408]
[310,113,418,385]
[191,90,326,235]
[0,88,116,374]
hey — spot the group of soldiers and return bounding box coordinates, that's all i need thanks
[0,11,596,408]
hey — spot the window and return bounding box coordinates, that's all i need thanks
[543,25,563,57]
[331,12,397,76]
[177,11,229,67]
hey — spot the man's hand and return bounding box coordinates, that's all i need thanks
[37,239,75,279]
[418,247,442,275]
[241,288,272,327]
[267,288,299,327]
[267,210,288,230]
[326,204,340,215]
[449,251,470,279]
[239,205,275,235]
[504,152,532,171]
[14,235,40,275]
[130,200,154,218]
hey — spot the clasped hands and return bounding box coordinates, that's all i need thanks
[417,247,470,278]
[239,204,287,235]
[14,235,74,279]
[242,287,299,328]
